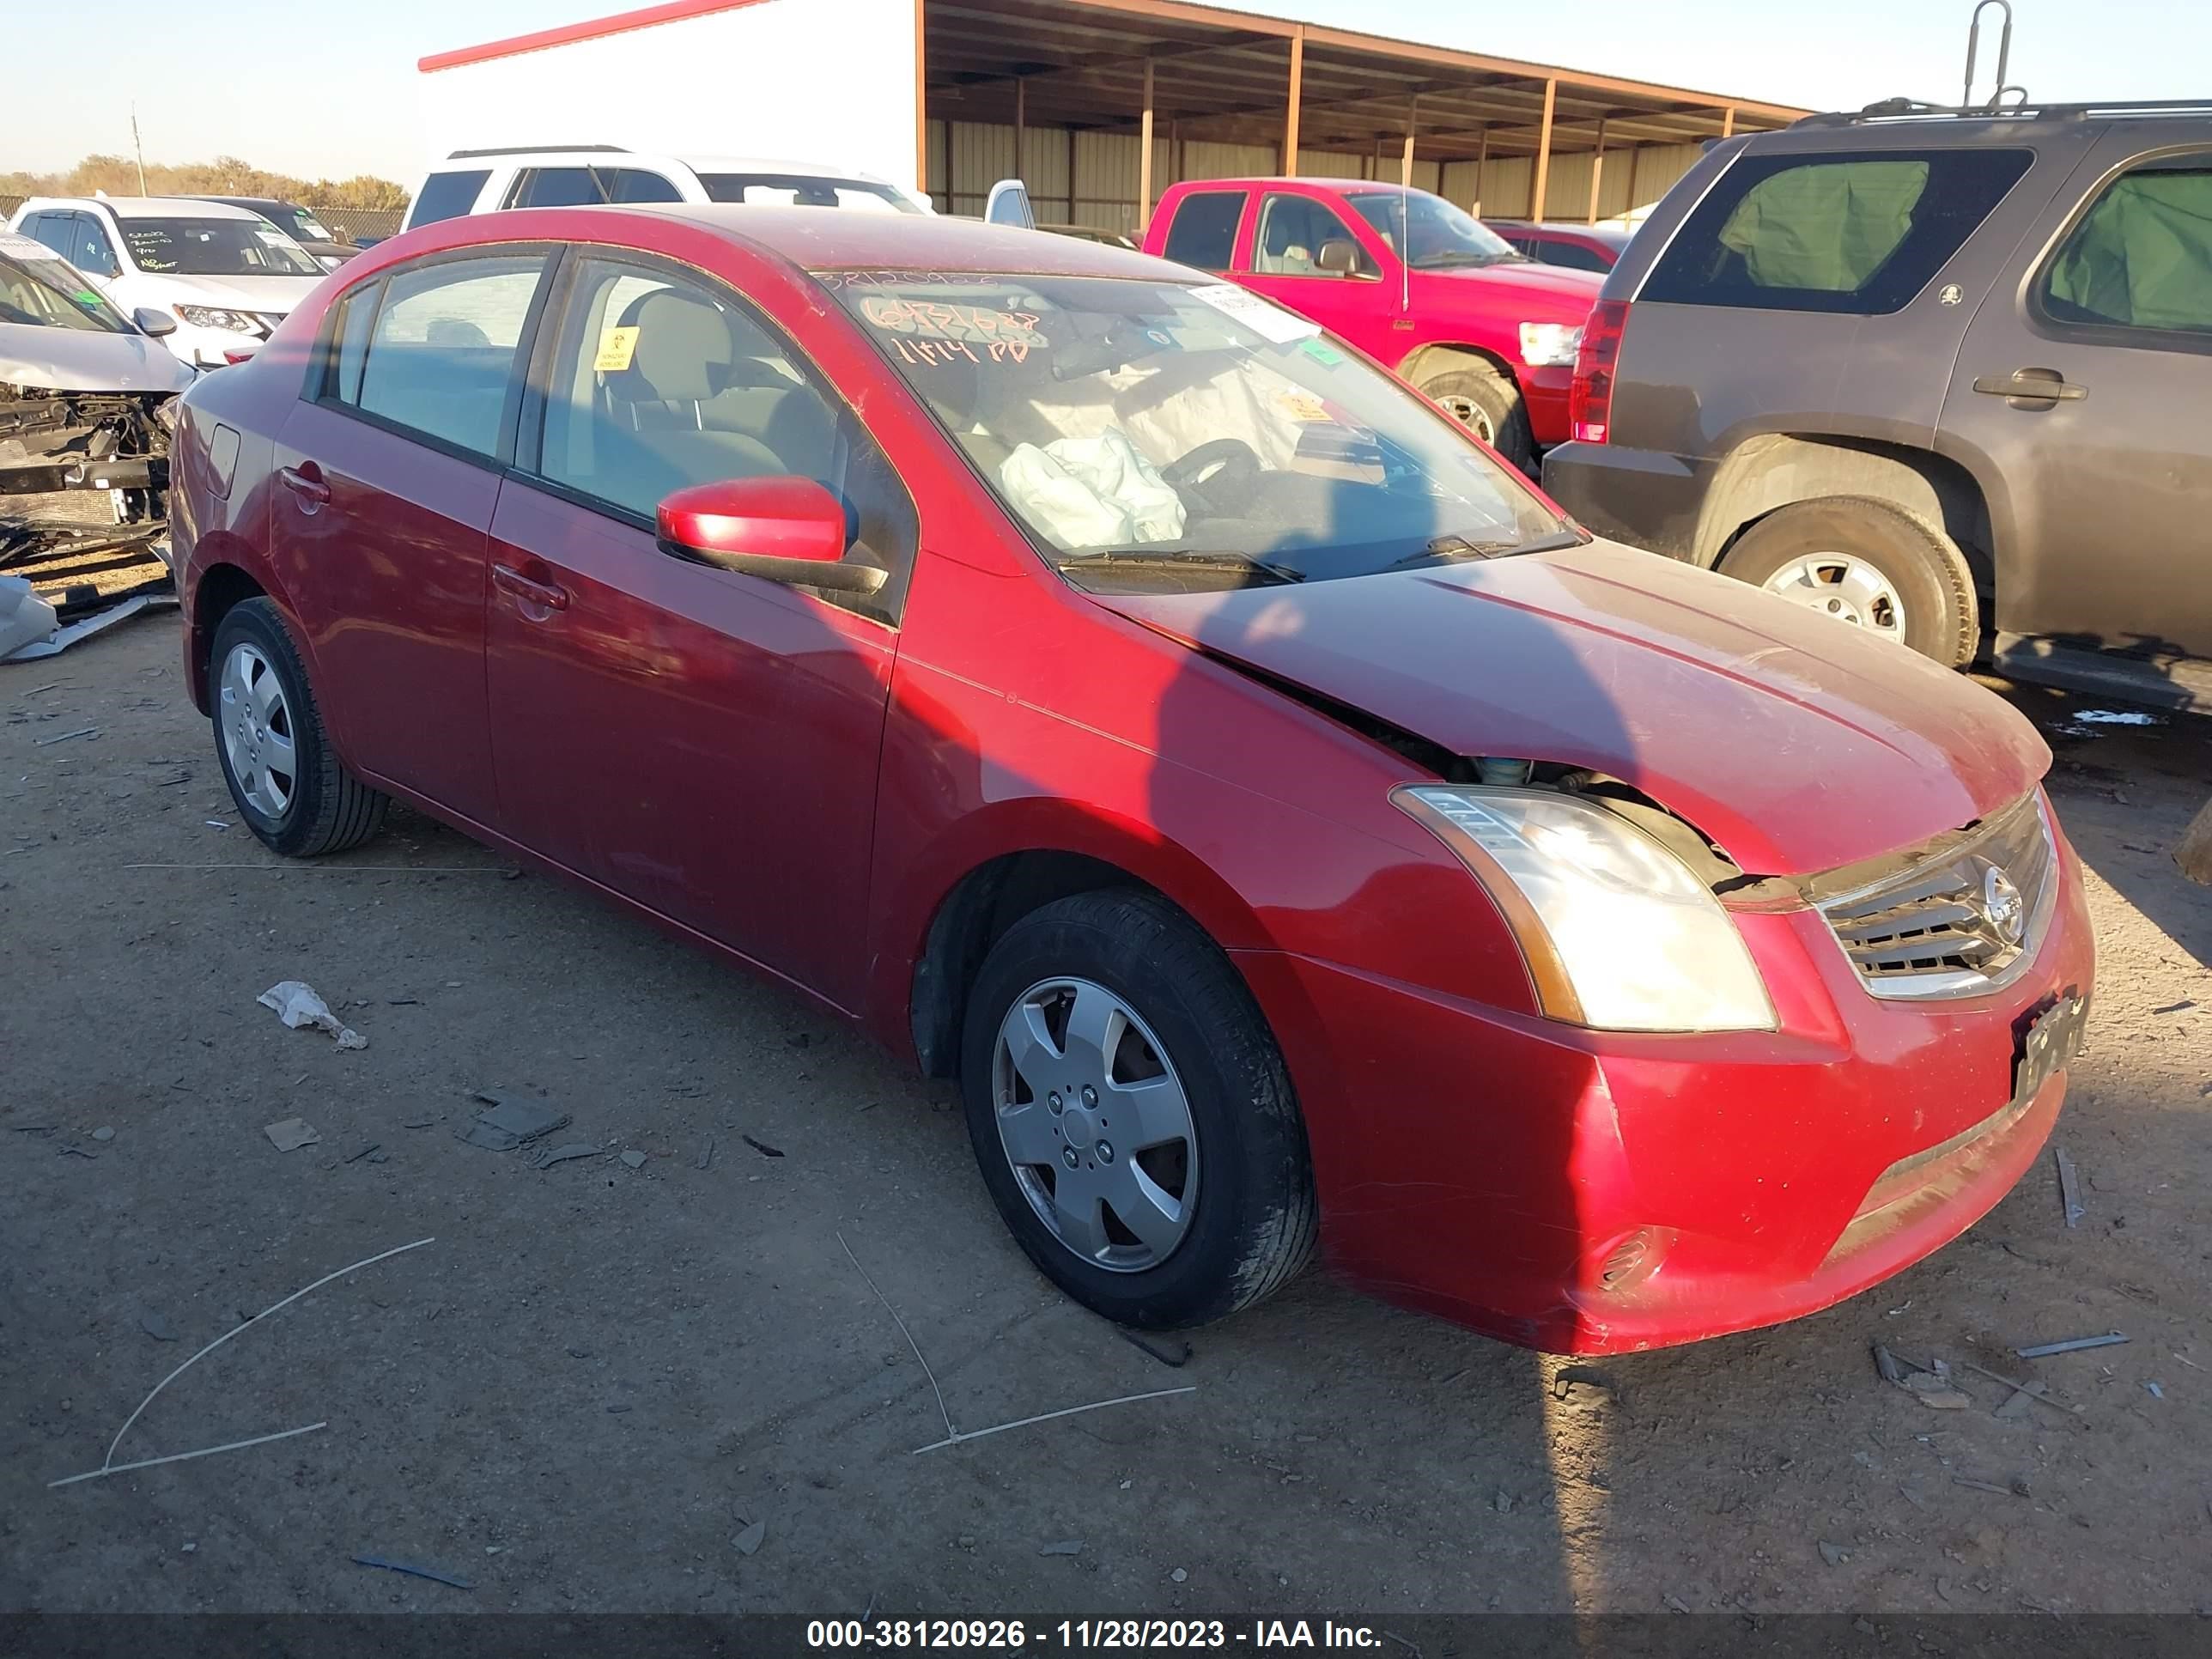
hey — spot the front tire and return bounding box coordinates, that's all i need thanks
[1418,361,1535,473]
[958,890,1316,1329]
[1717,496,1980,667]
[210,598,389,857]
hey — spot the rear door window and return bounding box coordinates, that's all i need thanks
[341,254,550,459]
[504,167,684,208]
[1641,149,2033,313]
[405,170,492,229]
[1159,190,1245,270]
[2038,153,2212,342]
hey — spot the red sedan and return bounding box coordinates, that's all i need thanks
[169,205,2093,1353]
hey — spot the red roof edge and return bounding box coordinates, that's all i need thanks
[419,0,774,73]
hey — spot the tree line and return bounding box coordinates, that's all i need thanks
[1,155,408,210]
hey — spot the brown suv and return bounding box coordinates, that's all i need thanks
[1541,100,2212,711]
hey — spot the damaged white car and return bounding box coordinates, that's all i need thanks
[0,230,192,659]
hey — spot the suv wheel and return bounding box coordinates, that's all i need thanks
[210,599,391,857]
[1418,362,1535,473]
[958,890,1317,1329]
[1717,497,1979,667]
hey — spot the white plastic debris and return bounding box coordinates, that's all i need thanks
[258,981,368,1050]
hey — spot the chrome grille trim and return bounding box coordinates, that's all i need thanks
[1816,793,2057,1000]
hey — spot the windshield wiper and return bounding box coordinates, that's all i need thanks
[1382,530,1580,572]
[1056,549,1304,585]
[1415,251,1520,270]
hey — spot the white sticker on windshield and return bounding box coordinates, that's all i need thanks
[0,229,51,258]
[1186,283,1321,344]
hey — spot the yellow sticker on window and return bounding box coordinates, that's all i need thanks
[593,326,639,372]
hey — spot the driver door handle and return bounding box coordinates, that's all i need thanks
[1972,370,2087,404]
[493,562,570,613]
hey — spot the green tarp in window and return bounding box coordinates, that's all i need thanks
[2044,167,2212,334]
[1717,160,1930,292]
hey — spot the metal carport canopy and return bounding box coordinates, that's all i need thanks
[925,0,1808,218]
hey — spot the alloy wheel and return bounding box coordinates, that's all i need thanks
[990,976,1199,1273]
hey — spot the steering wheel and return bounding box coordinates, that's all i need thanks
[1162,437,1262,520]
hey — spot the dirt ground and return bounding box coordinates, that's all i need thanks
[3,619,2209,1619]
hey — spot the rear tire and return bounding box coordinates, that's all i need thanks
[1717,496,1979,667]
[1418,362,1535,474]
[958,890,1316,1329]
[210,598,390,858]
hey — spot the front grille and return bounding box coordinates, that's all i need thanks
[1816,793,2056,1000]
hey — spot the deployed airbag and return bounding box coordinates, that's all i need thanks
[1000,430,1187,550]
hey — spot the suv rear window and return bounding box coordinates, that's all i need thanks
[1160,191,1244,270]
[406,170,492,230]
[1641,148,2033,314]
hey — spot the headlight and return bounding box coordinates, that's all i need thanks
[1395,786,1776,1033]
[1517,321,1583,367]
[173,306,259,333]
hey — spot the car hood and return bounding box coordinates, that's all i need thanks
[0,321,196,395]
[1420,258,1604,314]
[1091,539,2049,878]
[140,271,320,313]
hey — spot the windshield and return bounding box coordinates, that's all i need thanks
[0,248,134,333]
[1345,190,1524,270]
[826,271,1569,592]
[282,205,337,243]
[699,173,918,214]
[118,218,322,277]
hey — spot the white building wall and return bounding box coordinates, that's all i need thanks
[419,0,921,194]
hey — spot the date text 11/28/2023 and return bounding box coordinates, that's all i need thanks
[806,1620,1389,1649]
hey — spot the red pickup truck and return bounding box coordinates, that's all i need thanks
[1142,179,1603,470]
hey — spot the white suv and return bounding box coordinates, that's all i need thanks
[6,197,325,368]
[401,147,930,231]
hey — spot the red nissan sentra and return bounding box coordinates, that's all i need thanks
[169,207,2094,1354]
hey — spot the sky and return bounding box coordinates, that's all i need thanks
[6,0,2200,184]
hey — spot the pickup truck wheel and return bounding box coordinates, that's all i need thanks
[210,598,391,857]
[958,890,1317,1330]
[1718,497,1980,668]
[1418,362,1535,473]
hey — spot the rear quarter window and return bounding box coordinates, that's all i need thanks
[1641,148,2033,314]
[1160,191,1245,270]
[405,170,493,230]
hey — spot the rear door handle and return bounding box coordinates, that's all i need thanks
[1972,370,2087,404]
[492,562,571,613]
[276,463,331,505]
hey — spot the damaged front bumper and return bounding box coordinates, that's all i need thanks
[1232,820,2098,1355]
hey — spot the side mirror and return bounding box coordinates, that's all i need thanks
[984,178,1036,230]
[656,477,885,594]
[133,307,177,337]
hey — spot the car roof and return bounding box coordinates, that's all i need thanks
[432,149,885,179]
[555,203,1184,278]
[25,196,267,221]
[197,195,289,210]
